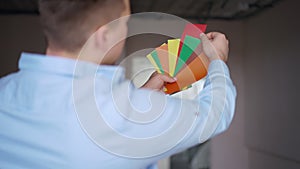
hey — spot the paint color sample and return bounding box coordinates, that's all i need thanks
[151,51,165,74]
[168,39,180,77]
[146,52,163,74]
[174,36,201,76]
[177,24,207,56]
[146,23,208,94]
[164,53,208,94]
[156,44,169,75]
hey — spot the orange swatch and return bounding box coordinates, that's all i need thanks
[156,44,169,75]
[164,53,209,94]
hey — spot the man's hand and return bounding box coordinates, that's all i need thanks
[200,32,229,62]
[142,32,228,91]
[141,72,176,91]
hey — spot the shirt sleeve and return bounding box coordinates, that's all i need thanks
[166,60,237,155]
[194,59,237,142]
[91,59,236,167]
[142,60,236,167]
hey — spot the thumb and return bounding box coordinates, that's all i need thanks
[158,74,176,83]
[200,33,210,44]
[200,33,217,60]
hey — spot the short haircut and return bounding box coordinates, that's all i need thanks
[39,0,125,52]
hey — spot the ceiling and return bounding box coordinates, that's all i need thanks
[0,0,282,21]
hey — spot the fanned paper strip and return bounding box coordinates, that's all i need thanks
[147,50,164,74]
[164,53,208,94]
[181,24,207,39]
[174,35,201,76]
[177,24,207,56]
[146,23,208,94]
[146,53,162,74]
[156,43,169,75]
[167,39,180,77]
[180,39,205,74]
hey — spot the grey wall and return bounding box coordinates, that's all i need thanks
[0,15,45,77]
[245,0,300,168]
[210,0,300,169]
[207,20,248,169]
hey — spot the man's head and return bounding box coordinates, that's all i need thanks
[39,0,130,64]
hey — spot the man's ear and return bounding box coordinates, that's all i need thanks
[94,25,110,52]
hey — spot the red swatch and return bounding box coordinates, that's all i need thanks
[177,24,207,56]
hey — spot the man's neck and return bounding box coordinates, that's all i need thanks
[45,47,115,65]
[46,48,78,60]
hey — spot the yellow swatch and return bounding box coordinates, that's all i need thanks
[146,54,162,74]
[168,39,180,77]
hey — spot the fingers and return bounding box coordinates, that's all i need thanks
[205,32,228,41]
[141,72,176,92]
[200,33,209,42]
[157,74,176,83]
[200,31,229,62]
[200,33,216,59]
[205,32,215,40]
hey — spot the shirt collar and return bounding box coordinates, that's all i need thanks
[19,52,125,81]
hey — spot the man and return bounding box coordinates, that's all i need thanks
[0,0,236,169]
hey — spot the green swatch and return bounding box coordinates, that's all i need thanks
[151,50,165,74]
[174,36,201,76]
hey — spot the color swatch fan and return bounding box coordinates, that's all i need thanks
[147,24,209,94]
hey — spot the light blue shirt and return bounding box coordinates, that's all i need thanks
[0,53,236,169]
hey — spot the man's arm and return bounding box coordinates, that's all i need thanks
[88,32,236,167]
[121,32,235,154]
[138,32,236,152]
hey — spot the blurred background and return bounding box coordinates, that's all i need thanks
[0,0,299,169]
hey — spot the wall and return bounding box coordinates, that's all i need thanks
[207,20,248,169]
[210,0,300,169]
[244,0,300,168]
[0,15,45,77]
